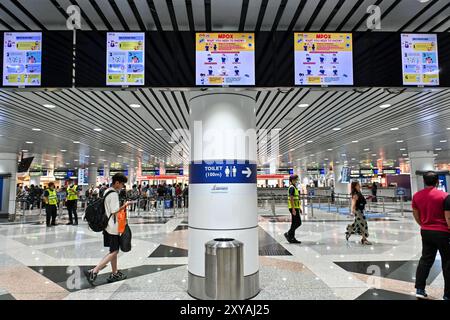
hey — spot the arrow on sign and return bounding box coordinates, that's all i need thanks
[242,167,252,178]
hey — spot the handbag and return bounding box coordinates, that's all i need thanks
[119,224,132,252]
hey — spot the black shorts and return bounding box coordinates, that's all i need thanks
[103,231,120,253]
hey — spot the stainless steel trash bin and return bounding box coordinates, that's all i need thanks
[205,238,244,300]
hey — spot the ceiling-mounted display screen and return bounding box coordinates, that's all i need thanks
[3,32,42,86]
[196,33,255,86]
[106,32,145,86]
[401,33,439,86]
[295,33,353,86]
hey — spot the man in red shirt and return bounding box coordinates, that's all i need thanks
[412,171,450,300]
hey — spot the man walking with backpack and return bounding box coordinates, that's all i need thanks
[84,173,129,285]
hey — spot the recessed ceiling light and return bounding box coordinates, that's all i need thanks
[447,128,450,130]
[379,104,391,109]
[121,141,127,144]
[333,128,341,131]
[390,127,399,131]
[93,128,102,132]
[307,140,313,143]
[138,149,143,152]
[298,104,309,108]
[364,148,370,151]
[440,140,447,143]
[274,128,282,131]
[351,158,356,161]
[43,104,56,109]
[327,149,333,151]
[310,154,314,157]
[433,153,438,156]
[52,155,57,158]
[91,163,95,165]
[22,149,28,152]
[25,141,33,144]
[85,155,89,158]
[130,104,141,108]
[99,149,105,152]
[73,141,80,144]
[74,159,78,162]
[400,148,406,151]
[402,154,408,156]
[118,155,123,158]
[371,154,377,156]
[131,159,135,162]
[32,128,41,131]
[60,149,66,152]
[396,140,404,143]
[335,161,340,164]
[155,128,163,131]
[324,158,329,161]
[65,163,70,165]
[341,154,346,156]
[435,148,442,151]
[45,160,50,162]
[168,141,175,144]
[290,148,295,151]
[352,140,358,143]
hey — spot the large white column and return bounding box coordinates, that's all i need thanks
[188,90,259,299]
[0,153,17,217]
[409,151,435,196]
[88,166,98,186]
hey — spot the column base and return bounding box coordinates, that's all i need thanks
[188,271,260,300]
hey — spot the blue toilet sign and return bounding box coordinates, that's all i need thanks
[190,160,257,184]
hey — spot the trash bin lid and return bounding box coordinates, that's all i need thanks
[205,238,243,255]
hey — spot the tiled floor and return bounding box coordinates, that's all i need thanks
[0,208,446,300]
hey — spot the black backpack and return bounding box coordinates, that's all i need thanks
[84,190,115,232]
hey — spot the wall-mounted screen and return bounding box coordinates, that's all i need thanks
[401,33,439,86]
[3,32,42,86]
[106,32,145,86]
[295,33,353,85]
[196,33,255,86]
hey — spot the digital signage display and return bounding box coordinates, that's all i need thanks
[295,32,353,85]
[196,33,255,86]
[106,32,145,86]
[401,33,439,86]
[3,32,42,86]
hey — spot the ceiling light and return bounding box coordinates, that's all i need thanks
[52,155,57,158]
[99,149,105,152]
[433,153,438,156]
[274,128,282,130]
[298,104,309,108]
[155,128,163,131]
[364,148,370,151]
[85,155,89,158]
[399,148,406,151]
[440,140,447,143]
[335,161,340,164]
[307,140,313,143]
[333,128,341,131]
[324,158,329,161]
[60,149,66,152]
[396,140,404,143]
[447,128,450,130]
[32,128,41,131]
[138,149,143,152]
[402,154,408,156]
[45,160,50,162]
[327,149,333,151]
[352,140,358,143]
[435,148,442,151]
[310,154,314,157]
[91,163,95,165]
[390,127,399,131]
[341,154,346,156]
[351,158,356,160]
[93,128,102,132]
[74,159,78,162]
[118,155,123,158]
[73,141,80,144]
[43,104,56,109]
[130,104,141,108]
[168,141,175,144]
[121,141,127,144]
[22,149,28,152]
[25,141,33,144]
[371,154,377,156]
[290,148,295,151]
[65,163,70,165]
[379,104,391,109]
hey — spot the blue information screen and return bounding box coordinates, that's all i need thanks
[190,160,256,184]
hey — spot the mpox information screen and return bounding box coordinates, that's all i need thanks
[401,33,439,86]
[196,33,255,86]
[295,33,353,86]
[106,32,145,86]
[3,32,42,86]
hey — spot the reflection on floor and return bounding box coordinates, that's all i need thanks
[0,209,446,300]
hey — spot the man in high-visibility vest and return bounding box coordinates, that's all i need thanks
[284,174,302,244]
[44,182,58,227]
[66,182,79,225]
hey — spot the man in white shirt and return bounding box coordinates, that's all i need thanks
[85,173,129,285]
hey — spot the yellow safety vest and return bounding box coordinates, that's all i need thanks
[287,185,300,209]
[67,185,78,200]
[47,189,57,206]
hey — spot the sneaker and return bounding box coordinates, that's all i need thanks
[290,238,302,244]
[84,269,97,286]
[66,222,73,225]
[284,232,292,243]
[107,270,127,283]
[416,289,428,299]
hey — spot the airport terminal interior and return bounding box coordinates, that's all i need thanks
[0,0,450,302]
